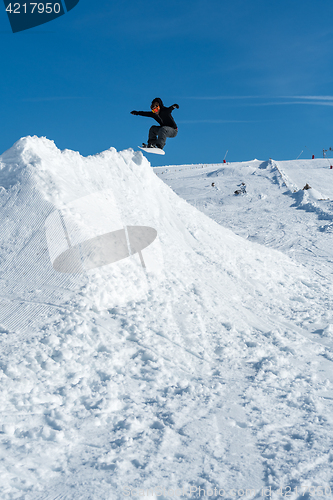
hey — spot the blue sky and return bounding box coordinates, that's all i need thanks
[2,0,333,166]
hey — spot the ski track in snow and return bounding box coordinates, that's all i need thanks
[0,138,333,499]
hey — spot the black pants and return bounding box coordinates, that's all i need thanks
[148,126,178,148]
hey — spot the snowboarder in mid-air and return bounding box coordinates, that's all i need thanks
[131,98,179,150]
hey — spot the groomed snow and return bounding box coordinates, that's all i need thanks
[1,137,333,500]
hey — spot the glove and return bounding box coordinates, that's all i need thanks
[131,110,139,115]
[172,104,179,109]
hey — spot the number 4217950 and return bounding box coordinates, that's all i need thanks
[5,3,61,14]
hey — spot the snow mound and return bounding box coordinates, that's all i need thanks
[0,136,308,333]
[1,137,330,498]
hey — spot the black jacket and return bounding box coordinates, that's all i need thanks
[132,98,179,129]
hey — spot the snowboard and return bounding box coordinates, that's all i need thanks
[139,146,165,156]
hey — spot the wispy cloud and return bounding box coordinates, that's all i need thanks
[184,95,333,107]
[246,99,333,107]
[282,95,333,101]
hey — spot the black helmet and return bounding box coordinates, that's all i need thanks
[151,97,163,108]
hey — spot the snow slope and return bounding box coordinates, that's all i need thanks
[1,138,333,499]
[157,158,333,279]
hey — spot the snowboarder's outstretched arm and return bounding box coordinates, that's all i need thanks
[131,110,154,117]
[131,104,178,116]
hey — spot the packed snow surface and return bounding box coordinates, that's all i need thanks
[1,137,333,500]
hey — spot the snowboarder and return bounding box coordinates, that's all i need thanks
[131,98,179,150]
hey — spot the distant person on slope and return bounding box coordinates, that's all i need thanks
[131,97,179,150]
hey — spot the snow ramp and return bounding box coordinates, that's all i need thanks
[0,137,332,499]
